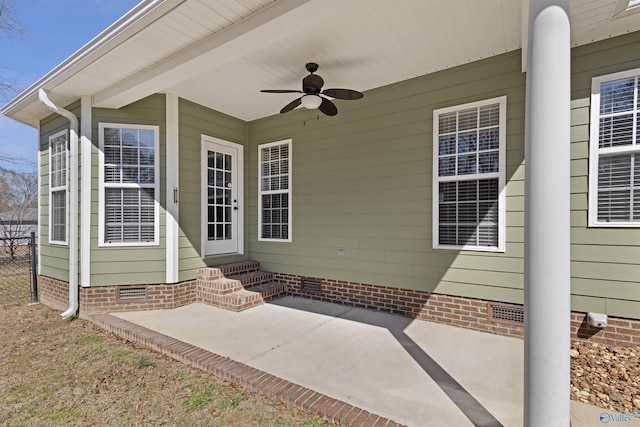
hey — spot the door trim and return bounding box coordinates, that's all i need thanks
[200,135,244,258]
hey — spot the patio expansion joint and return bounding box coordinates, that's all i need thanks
[86,313,406,427]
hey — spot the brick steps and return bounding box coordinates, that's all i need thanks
[197,261,287,312]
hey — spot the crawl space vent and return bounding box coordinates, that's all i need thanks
[301,278,323,293]
[118,287,147,301]
[488,303,524,325]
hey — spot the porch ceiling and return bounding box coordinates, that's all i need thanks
[3,0,640,127]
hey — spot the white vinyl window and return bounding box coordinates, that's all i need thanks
[589,69,640,226]
[433,96,506,252]
[99,123,159,246]
[49,130,68,244]
[258,140,292,242]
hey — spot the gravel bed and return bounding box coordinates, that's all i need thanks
[571,340,640,414]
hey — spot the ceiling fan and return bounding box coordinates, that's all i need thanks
[261,62,364,116]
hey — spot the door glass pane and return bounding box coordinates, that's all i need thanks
[207,149,233,241]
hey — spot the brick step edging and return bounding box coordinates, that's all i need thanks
[86,314,405,427]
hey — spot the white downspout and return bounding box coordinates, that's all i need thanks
[38,89,79,319]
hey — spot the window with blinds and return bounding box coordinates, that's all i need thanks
[590,70,640,226]
[99,124,159,246]
[49,130,68,244]
[258,140,292,241]
[433,96,506,251]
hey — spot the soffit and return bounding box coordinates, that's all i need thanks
[167,0,523,121]
[571,0,640,45]
[4,0,640,127]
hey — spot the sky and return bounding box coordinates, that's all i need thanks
[0,0,141,172]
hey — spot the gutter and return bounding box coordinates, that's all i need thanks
[38,89,79,319]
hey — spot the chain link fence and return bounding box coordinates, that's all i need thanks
[0,233,37,305]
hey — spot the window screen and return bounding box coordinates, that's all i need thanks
[99,124,159,245]
[259,141,291,241]
[590,72,640,225]
[49,130,68,244]
[433,97,506,251]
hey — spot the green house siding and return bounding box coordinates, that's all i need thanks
[176,98,248,281]
[569,31,640,318]
[246,32,640,319]
[90,95,167,286]
[248,50,527,304]
[35,32,640,320]
[38,101,80,282]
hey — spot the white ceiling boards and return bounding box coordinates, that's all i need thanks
[4,0,640,126]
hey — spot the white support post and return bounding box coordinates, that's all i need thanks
[166,93,179,283]
[80,96,92,287]
[524,1,571,426]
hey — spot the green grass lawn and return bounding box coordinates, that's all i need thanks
[0,304,328,426]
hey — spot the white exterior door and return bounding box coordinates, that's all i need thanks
[201,136,243,257]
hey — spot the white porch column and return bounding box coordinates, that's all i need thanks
[165,93,180,283]
[80,96,92,287]
[524,1,571,426]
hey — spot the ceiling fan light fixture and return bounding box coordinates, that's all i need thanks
[262,63,363,116]
[301,94,322,109]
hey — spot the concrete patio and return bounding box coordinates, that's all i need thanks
[88,296,637,426]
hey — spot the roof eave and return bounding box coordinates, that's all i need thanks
[0,0,185,127]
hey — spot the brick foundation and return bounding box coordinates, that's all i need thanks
[37,276,196,316]
[282,273,525,339]
[280,273,640,348]
[38,272,640,347]
[571,312,640,348]
[38,275,70,312]
[79,281,197,315]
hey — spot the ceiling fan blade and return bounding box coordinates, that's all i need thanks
[280,97,302,113]
[322,88,364,100]
[318,97,338,116]
[261,89,303,94]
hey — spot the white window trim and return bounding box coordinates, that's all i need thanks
[48,129,68,245]
[432,96,507,252]
[98,123,160,247]
[258,139,292,242]
[589,68,640,227]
